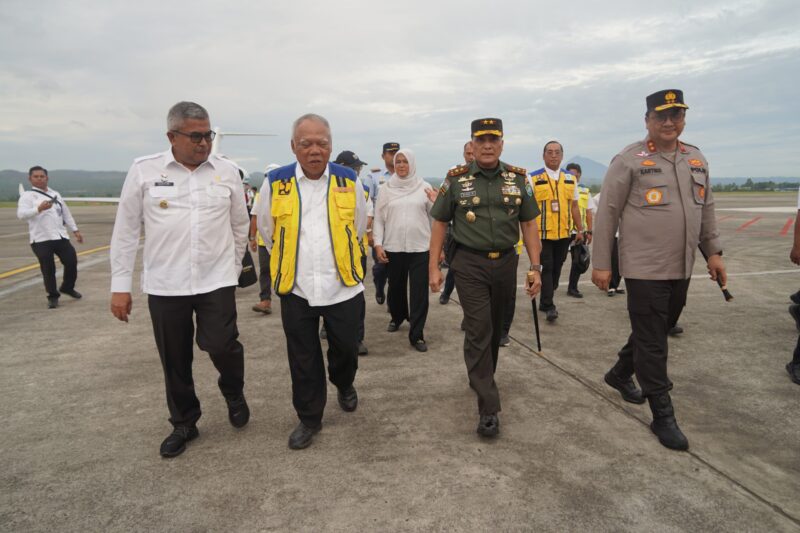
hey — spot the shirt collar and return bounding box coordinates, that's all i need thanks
[545,166,561,180]
[295,162,330,183]
[163,149,216,171]
[470,160,501,179]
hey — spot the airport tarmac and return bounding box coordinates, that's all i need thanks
[1,192,798,532]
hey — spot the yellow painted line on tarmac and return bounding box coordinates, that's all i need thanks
[0,244,110,280]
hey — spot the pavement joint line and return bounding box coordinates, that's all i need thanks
[0,244,111,280]
[446,293,800,526]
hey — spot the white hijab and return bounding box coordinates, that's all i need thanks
[380,148,426,204]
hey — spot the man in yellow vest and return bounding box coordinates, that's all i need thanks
[255,114,368,450]
[529,141,585,322]
[565,163,592,298]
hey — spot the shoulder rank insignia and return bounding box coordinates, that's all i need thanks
[447,164,470,177]
[503,164,527,176]
[680,141,699,152]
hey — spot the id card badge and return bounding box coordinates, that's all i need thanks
[550,200,560,213]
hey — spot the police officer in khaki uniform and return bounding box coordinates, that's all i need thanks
[592,89,726,451]
[429,118,542,438]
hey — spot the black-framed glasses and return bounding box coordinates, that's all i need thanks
[171,130,216,143]
[649,108,686,124]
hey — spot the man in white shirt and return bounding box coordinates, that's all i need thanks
[17,166,83,309]
[109,101,251,458]
[363,142,399,304]
[256,114,367,450]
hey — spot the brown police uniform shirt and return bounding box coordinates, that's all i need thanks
[593,138,722,280]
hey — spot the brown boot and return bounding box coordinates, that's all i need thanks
[251,300,272,314]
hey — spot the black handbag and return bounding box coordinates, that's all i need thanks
[238,250,258,288]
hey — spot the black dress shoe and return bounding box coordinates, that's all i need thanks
[614,288,625,295]
[439,293,450,305]
[791,291,800,305]
[476,413,499,437]
[387,321,399,332]
[288,422,321,450]
[604,370,645,404]
[337,385,358,412]
[160,425,199,457]
[47,297,59,309]
[413,339,428,352]
[375,292,385,305]
[567,288,583,298]
[787,362,800,385]
[546,308,558,322]
[358,341,368,355]
[499,335,510,347]
[668,325,684,336]
[226,394,250,428]
[60,289,82,299]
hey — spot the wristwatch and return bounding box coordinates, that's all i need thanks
[529,264,543,272]
[248,235,256,241]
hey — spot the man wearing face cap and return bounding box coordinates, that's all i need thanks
[429,118,543,438]
[592,90,726,451]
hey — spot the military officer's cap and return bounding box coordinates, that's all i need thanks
[646,89,689,112]
[382,142,400,153]
[471,118,503,138]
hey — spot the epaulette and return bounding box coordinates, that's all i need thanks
[504,164,527,175]
[133,152,164,164]
[447,164,470,177]
[680,141,699,152]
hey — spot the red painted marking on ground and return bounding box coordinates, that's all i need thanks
[736,216,762,232]
[780,217,794,236]
[717,215,732,222]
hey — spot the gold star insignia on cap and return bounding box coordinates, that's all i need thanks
[665,92,677,104]
[482,119,495,125]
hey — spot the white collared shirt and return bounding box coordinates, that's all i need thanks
[373,185,434,253]
[17,187,78,243]
[110,150,250,296]
[256,163,367,307]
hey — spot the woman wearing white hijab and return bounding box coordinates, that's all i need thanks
[374,149,438,352]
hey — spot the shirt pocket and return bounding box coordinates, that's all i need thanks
[532,179,551,202]
[271,196,294,219]
[636,184,670,208]
[333,191,356,221]
[691,175,707,205]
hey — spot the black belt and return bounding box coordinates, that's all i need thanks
[456,244,515,259]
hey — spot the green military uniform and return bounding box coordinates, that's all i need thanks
[431,125,539,420]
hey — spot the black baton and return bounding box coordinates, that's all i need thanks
[699,246,733,302]
[531,297,542,352]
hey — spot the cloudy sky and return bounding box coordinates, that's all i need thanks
[1,0,798,178]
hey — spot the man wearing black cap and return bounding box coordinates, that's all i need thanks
[364,143,399,304]
[429,118,542,438]
[592,90,726,451]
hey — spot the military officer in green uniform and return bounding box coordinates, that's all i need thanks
[429,118,543,438]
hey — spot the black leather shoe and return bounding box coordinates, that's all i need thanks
[546,308,558,322]
[337,385,358,412]
[567,288,583,298]
[668,325,684,336]
[614,288,625,295]
[787,362,800,385]
[647,393,689,451]
[790,305,800,332]
[439,293,450,305]
[413,339,428,352]
[375,292,385,305]
[387,321,399,332]
[358,341,368,355]
[47,297,59,309]
[476,413,499,437]
[791,291,800,305]
[60,289,82,299]
[160,425,199,457]
[288,422,321,450]
[499,335,510,347]
[604,370,645,404]
[226,394,250,428]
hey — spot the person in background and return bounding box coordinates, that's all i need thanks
[565,163,592,298]
[440,141,474,305]
[364,142,400,305]
[787,185,800,385]
[374,149,437,352]
[251,163,281,315]
[17,165,84,309]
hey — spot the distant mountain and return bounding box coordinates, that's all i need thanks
[1,169,126,200]
[565,156,608,186]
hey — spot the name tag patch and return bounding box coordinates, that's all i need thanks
[691,167,707,174]
[501,185,521,195]
[640,168,663,175]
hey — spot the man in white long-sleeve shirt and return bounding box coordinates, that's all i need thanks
[109,101,251,458]
[256,114,367,450]
[17,165,83,309]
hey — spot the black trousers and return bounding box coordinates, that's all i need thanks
[371,247,388,297]
[539,238,571,311]
[611,278,690,396]
[30,238,77,298]
[280,292,362,427]
[452,249,518,414]
[386,251,429,344]
[567,236,582,292]
[148,286,245,428]
[257,245,272,301]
